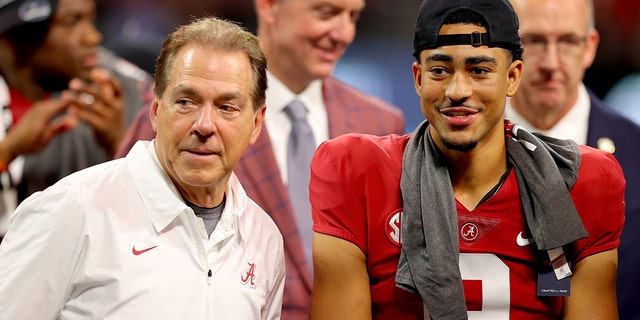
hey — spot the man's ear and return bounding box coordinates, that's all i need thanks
[412,60,423,97]
[249,104,267,145]
[255,0,279,25]
[582,29,599,70]
[150,99,160,133]
[506,59,523,97]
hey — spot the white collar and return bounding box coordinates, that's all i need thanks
[125,141,248,241]
[264,71,323,118]
[505,83,590,144]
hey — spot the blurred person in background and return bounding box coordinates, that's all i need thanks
[0,0,152,239]
[116,0,405,318]
[506,0,640,318]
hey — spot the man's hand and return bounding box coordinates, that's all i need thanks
[64,68,125,157]
[0,99,77,164]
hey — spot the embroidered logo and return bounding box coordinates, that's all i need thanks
[458,214,501,247]
[241,261,257,289]
[516,231,535,247]
[132,245,158,255]
[385,210,403,247]
[460,222,479,242]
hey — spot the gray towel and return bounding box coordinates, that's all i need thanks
[395,119,588,319]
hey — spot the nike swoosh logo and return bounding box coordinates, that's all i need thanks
[132,245,158,255]
[516,232,535,247]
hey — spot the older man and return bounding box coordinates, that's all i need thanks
[0,17,284,319]
[116,1,406,318]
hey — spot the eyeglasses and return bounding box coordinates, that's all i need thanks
[520,34,587,60]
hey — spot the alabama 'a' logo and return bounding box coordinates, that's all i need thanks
[460,222,479,242]
[458,214,502,247]
[241,260,257,289]
[385,210,403,247]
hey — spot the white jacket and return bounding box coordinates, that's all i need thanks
[0,141,285,319]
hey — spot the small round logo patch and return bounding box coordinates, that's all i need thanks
[385,210,402,247]
[460,222,479,242]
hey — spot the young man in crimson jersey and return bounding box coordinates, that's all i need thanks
[308,0,624,318]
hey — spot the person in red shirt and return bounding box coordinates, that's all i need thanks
[309,0,624,318]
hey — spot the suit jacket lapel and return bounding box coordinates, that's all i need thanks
[234,126,313,290]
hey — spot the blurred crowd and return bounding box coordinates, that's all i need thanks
[94,0,640,131]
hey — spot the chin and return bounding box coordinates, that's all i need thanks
[310,62,336,78]
[441,137,478,152]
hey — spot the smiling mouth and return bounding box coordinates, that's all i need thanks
[443,111,474,118]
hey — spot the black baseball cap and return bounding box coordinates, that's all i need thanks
[0,0,58,35]
[413,0,521,59]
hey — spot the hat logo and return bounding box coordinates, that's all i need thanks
[0,0,17,10]
[18,0,52,23]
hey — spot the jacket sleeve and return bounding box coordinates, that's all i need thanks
[0,185,86,318]
[262,232,285,320]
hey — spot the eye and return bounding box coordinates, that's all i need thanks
[558,35,586,46]
[350,10,361,23]
[315,5,338,20]
[429,67,449,77]
[175,98,197,111]
[56,15,81,28]
[470,68,489,76]
[219,104,240,114]
[520,34,546,46]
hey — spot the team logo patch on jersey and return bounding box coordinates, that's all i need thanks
[241,260,257,289]
[458,214,501,246]
[385,209,403,247]
[460,223,479,242]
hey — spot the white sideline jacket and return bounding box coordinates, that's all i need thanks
[0,141,285,319]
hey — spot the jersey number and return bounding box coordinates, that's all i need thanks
[459,253,510,319]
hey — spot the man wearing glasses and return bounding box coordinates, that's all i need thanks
[506,0,640,318]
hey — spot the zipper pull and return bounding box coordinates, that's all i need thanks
[208,269,212,285]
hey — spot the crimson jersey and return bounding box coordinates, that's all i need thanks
[310,133,624,319]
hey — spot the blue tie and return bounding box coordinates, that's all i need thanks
[284,100,316,272]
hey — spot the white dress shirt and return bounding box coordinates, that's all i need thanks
[263,72,329,184]
[505,83,591,145]
[0,141,285,319]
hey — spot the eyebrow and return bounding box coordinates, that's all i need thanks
[465,56,498,66]
[425,53,498,66]
[425,53,452,63]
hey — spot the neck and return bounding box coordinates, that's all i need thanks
[0,42,47,101]
[6,69,49,101]
[510,90,579,131]
[440,126,508,210]
[268,63,313,94]
[178,185,227,209]
[260,35,314,94]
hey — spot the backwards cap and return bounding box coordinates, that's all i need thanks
[0,0,58,35]
[413,0,521,58]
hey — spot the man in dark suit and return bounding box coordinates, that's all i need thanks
[115,0,405,318]
[507,1,640,318]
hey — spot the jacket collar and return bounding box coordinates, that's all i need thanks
[125,141,249,242]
